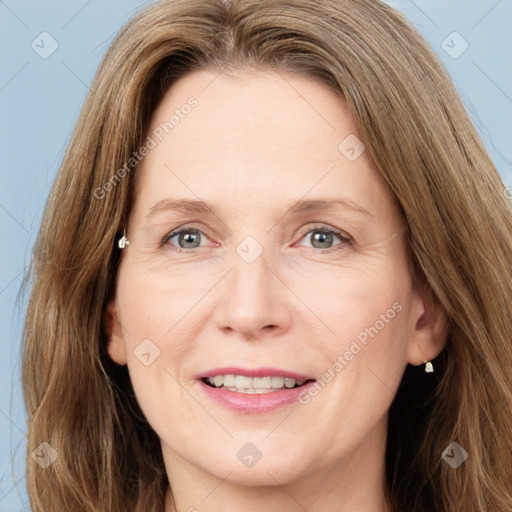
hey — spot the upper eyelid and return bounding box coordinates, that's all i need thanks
[296,224,350,238]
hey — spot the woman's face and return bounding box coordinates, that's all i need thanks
[107,69,441,492]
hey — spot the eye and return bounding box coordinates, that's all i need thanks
[295,224,352,252]
[161,223,352,253]
[162,226,209,251]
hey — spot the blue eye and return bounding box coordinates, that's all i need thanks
[296,225,352,252]
[161,224,352,253]
[163,227,206,250]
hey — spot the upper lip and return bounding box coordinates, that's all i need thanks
[194,367,316,381]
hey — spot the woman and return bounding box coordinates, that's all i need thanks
[22,0,512,511]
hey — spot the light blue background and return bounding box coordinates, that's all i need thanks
[1,1,511,510]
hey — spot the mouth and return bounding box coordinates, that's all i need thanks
[195,368,317,413]
[200,375,316,394]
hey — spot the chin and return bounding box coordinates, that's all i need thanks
[214,459,309,487]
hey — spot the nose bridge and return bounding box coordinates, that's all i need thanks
[231,236,275,314]
[232,236,270,302]
[213,234,291,336]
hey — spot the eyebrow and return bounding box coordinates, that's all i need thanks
[148,198,373,219]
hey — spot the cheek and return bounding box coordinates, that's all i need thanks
[116,260,204,344]
[113,266,197,410]
[287,247,412,409]
[312,280,409,392]
[286,250,410,345]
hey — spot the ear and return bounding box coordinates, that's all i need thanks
[406,285,450,366]
[104,298,127,365]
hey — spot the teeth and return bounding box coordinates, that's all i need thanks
[223,375,236,387]
[205,374,308,391]
[284,378,295,388]
[253,377,272,389]
[271,376,284,388]
[225,386,279,394]
[234,375,253,388]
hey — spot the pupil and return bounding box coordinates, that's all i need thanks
[313,231,332,248]
[180,231,200,248]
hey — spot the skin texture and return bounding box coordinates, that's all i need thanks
[106,69,448,512]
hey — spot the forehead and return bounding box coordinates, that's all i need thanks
[132,68,398,225]
[147,68,352,159]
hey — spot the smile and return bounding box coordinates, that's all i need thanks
[195,367,317,413]
[202,375,309,393]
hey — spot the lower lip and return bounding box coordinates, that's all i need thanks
[197,379,317,413]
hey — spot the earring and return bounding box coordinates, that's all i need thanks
[118,230,130,249]
[423,360,434,373]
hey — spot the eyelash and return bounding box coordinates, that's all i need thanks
[161,223,353,254]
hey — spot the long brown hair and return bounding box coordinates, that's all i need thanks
[22,0,512,510]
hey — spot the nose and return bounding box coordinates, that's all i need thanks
[213,245,293,339]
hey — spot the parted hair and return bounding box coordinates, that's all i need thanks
[22,0,512,511]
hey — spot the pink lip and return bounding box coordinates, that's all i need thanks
[193,366,314,381]
[197,379,317,414]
